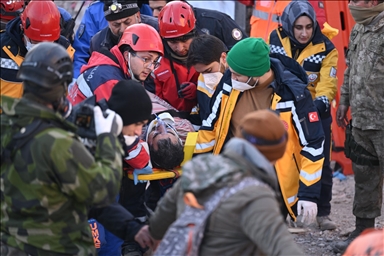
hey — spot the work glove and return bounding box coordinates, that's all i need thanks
[297,200,318,224]
[94,106,123,136]
[133,165,153,185]
[178,82,197,100]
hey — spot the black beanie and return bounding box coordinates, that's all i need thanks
[103,0,140,21]
[107,80,152,125]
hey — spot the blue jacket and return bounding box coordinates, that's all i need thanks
[72,1,152,78]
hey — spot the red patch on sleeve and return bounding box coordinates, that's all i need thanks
[308,112,319,122]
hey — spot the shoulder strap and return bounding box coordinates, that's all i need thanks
[154,177,266,256]
[1,119,56,164]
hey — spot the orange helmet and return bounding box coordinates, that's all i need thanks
[158,1,196,39]
[20,0,61,42]
[118,23,164,56]
[0,0,24,21]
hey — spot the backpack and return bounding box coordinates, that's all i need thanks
[154,177,268,256]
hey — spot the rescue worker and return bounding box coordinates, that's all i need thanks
[249,0,327,41]
[72,0,154,78]
[147,1,199,113]
[194,37,325,224]
[68,24,163,255]
[187,34,229,126]
[0,42,123,256]
[333,0,384,253]
[89,0,158,59]
[0,0,74,99]
[268,1,339,231]
[148,0,166,17]
[0,0,24,30]
[68,23,163,105]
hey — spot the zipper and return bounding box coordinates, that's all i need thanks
[293,154,300,173]
[299,117,310,135]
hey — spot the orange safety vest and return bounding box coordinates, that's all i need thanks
[250,0,291,40]
[250,0,327,41]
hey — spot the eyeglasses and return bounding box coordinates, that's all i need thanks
[131,52,161,69]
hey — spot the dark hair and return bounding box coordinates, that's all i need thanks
[150,138,184,170]
[187,34,228,68]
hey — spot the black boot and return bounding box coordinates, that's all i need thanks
[332,217,375,253]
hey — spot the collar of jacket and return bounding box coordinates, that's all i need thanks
[4,17,27,57]
[269,55,308,102]
[1,95,77,132]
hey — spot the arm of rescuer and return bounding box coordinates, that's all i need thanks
[293,89,325,203]
[88,202,143,242]
[313,47,338,117]
[49,107,124,207]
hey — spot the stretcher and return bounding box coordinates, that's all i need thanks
[127,132,198,181]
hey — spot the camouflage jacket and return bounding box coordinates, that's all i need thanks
[0,96,123,256]
[340,12,384,130]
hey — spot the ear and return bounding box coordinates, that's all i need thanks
[124,51,129,61]
[221,52,227,66]
[136,11,141,22]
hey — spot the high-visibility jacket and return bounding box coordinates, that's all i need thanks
[194,56,325,219]
[269,25,338,113]
[0,18,75,99]
[250,0,327,40]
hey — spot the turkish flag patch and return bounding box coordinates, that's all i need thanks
[308,112,319,122]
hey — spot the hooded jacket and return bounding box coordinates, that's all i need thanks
[0,18,75,99]
[149,138,304,255]
[269,1,338,117]
[194,55,325,219]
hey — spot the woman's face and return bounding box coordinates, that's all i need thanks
[125,51,160,81]
[293,16,313,44]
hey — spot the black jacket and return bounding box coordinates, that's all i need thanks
[90,14,159,53]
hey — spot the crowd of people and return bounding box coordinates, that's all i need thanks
[1,0,383,255]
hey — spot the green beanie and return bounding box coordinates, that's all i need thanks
[227,37,270,77]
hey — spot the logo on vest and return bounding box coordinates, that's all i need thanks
[308,73,318,82]
[232,28,243,40]
[308,112,319,122]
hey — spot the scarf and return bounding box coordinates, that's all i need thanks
[348,3,384,26]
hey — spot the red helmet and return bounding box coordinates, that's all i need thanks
[158,1,196,39]
[20,0,61,42]
[0,0,24,21]
[118,23,164,56]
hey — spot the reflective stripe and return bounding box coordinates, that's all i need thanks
[302,141,324,157]
[202,91,223,128]
[277,101,308,146]
[1,58,19,70]
[124,143,143,161]
[287,194,297,204]
[223,82,232,94]
[76,74,93,98]
[252,9,280,22]
[300,169,322,182]
[195,139,216,151]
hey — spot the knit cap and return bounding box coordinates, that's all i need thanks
[227,37,270,77]
[103,0,139,21]
[107,80,152,125]
[238,110,287,162]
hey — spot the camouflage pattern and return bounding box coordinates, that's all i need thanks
[0,95,123,256]
[340,13,384,130]
[351,127,384,219]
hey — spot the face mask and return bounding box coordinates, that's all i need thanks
[348,3,384,26]
[202,72,223,90]
[24,35,37,51]
[231,77,259,92]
